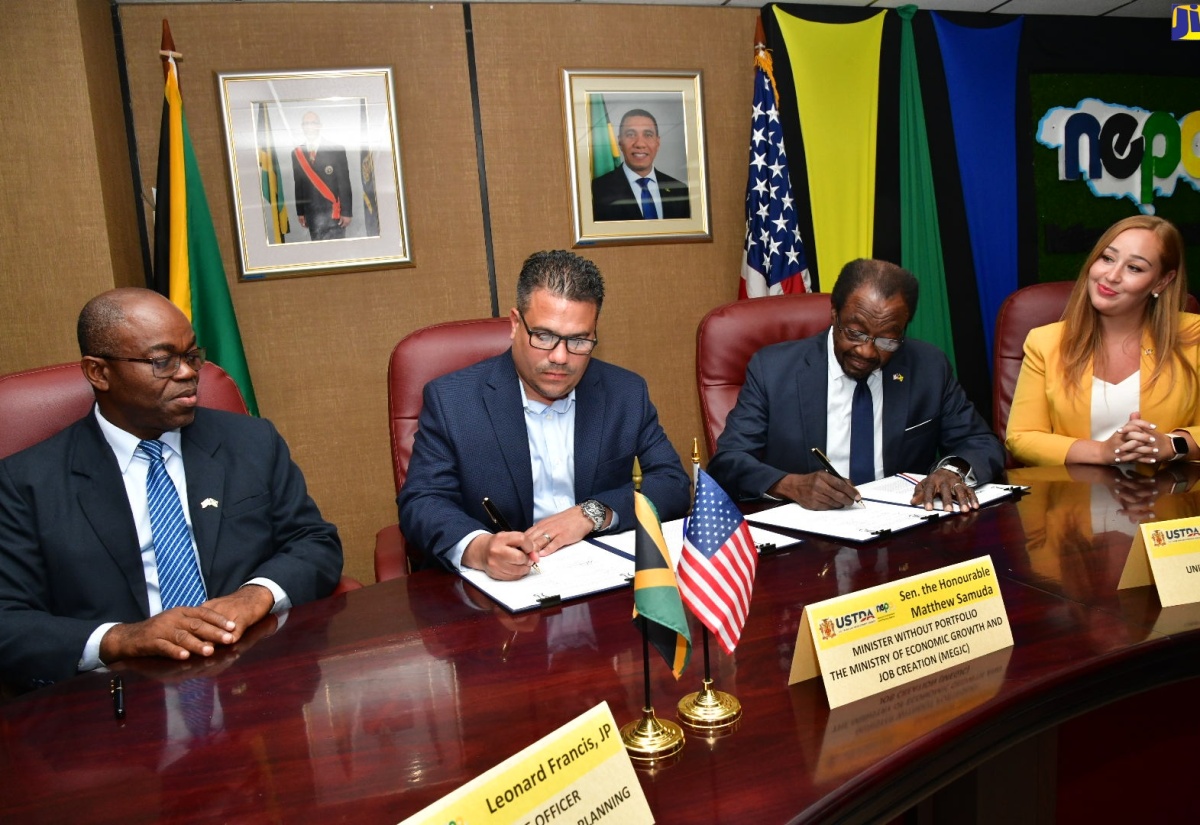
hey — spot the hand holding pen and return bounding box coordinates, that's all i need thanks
[482,497,540,575]
[768,453,864,513]
[766,448,864,510]
[809,448,866,508]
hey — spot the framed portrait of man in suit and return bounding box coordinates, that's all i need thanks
[563,70,710,246]
[218,68,412,280]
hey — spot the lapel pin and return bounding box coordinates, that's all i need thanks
[892,374,904,382]
[201,498,219,509]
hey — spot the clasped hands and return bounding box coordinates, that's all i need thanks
[99,584,275,665]
[1095,411,1174,465]
[464,506,603,581]
[769,467,978,512]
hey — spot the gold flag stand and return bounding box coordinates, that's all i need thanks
[620,705,686,763]
[677,676,741,732]
[622,456,686,763]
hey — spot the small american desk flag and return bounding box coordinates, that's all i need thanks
[677,469,758,654]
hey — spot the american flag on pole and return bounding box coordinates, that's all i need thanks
[739,22,810,299]
[677,469,757,655]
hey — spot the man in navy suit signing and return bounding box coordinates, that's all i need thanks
[591,109,691,222]
[399,250,689,579]
[0,289,342,690]
[709,259,1004,512]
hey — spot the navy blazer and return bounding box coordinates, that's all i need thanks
[398,351,690,568]
[591,166,691,222]
[708,331,1005,500]
[0,409,342,689]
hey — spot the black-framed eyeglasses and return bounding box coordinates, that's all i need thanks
[834,315,904,353]
[93,348,207,378]
[518,313,597,355]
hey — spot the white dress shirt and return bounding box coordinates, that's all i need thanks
[825,330,884,480]
[621,164,664,218]
[79,406,287,672]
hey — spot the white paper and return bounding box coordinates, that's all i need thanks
[747,500,935,542]
[857,474,1019,511]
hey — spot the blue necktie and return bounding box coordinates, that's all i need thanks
[849,379,874,485]
[636,178,658,219]
[139,440,207,610]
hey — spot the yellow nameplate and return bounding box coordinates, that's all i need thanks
[788,555,1014,709]
[397,702,653,825]
[1118,515,1200,607]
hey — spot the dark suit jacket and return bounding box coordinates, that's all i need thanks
[708,331,1005,500]
[292,144,353,223]
[0,409,342,690]
[398,352,690,569]
[591,166,691,222]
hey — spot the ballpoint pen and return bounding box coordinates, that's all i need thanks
[110,676,125,721]
[810,447,865,507]
[482,496,540,572]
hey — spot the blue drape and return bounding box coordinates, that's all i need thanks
[932,13,1024,363]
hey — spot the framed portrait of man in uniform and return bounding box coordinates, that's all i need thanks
[563,70,710,247]
[218,68,412,279]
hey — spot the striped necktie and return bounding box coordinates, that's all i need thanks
[139,440,207,610]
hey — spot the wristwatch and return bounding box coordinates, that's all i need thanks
[580,499,607,533]
[1169,433,1190,462]
[935,456,975,486]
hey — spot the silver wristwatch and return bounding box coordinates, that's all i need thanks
[580,499,606,532]
[935,456,975,486]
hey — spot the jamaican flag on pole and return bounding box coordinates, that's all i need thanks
[632,491,691,679]
[590,94,620,179]
[153,20,258,415]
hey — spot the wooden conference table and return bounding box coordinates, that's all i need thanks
[3,465,1200,824]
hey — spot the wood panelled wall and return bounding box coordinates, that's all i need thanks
[0,0,757,584]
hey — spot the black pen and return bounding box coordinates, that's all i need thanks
[810,447,865,507]
[110,676,125,721]
[482,497,540,572]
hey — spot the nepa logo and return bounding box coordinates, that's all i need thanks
[834,608,876,632]
[1173,5,1200,40]
[1037,99,1200,213]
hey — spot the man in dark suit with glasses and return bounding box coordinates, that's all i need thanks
[709,258,1004,511]
[399,250,689,579]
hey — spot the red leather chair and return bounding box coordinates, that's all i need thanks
[0,361,249,459]
[375,317,514,580]
[992,281,1074,440]
[992,282,1200,439]
[696,293,833,457]
[0,360,362,594]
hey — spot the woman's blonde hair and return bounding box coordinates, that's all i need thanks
[1058,215,1194,395]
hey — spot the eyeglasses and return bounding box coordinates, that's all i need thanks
[518,313,598,355]
[834,315,904,353]
[94,348,207,378]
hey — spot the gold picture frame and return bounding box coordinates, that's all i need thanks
[217,68,411,279]
[563,69,711,246]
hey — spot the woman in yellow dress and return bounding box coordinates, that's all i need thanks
[1006,215,1200,467]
